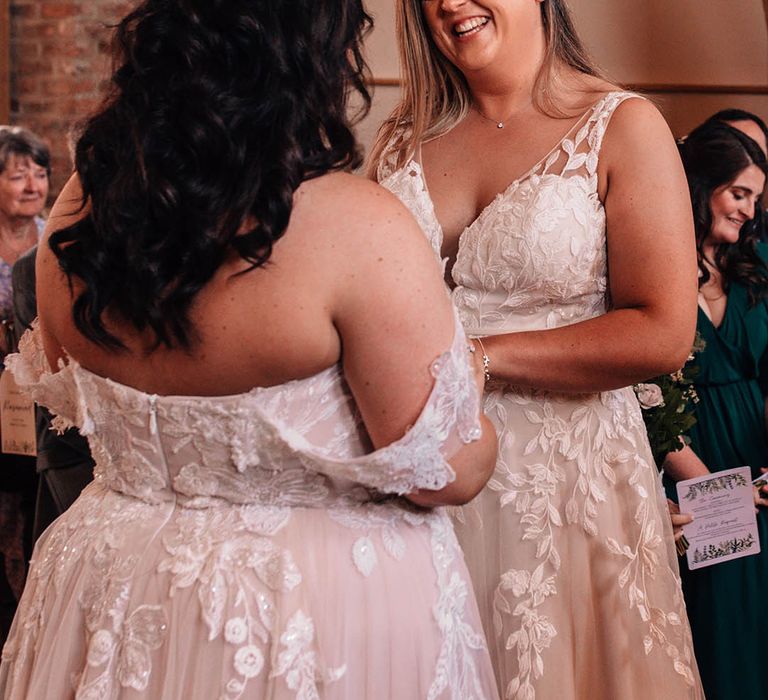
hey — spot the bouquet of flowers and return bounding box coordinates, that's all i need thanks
[634,334,705,468]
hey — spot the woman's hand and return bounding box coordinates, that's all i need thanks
[667,499,693,542]
[754,467,768,511]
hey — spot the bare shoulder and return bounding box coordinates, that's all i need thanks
[556,73,617,112]
[291,171,435,261]
[295,171,415,225]
[601,96,675,156]
[287,171,446,322]
[597,96,680,194]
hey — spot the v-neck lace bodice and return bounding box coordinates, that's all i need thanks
[379,92,635,336]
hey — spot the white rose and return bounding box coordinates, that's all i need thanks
[225,617,248,645]
[234,645,264,679]
[635,383,664,410]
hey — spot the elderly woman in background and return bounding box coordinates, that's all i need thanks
[0,125,50,648]
[0,127,49,349]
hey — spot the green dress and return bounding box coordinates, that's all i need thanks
[666,266,768,700]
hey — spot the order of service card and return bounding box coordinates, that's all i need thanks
[676,466,760,570]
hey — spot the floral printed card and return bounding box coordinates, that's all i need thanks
[676,466,760,570]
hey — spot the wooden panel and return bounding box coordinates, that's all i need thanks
[765,0,768,37]
[368,78,768,95]
[0,0,8,123]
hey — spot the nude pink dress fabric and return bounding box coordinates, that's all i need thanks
[379,92,705,700]
[0,311,499,700]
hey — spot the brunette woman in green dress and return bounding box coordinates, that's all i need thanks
[664,121,768,700]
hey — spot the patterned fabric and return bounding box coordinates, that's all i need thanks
[0,309,499,700]
[381,92,704,700]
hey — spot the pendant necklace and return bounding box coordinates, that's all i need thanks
[473,104,516,129]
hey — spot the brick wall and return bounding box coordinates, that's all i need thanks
[9,0,134,196]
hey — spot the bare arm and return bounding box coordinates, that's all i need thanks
[478,99,698,392]
[662,444,709,482]
[329,179,497,506]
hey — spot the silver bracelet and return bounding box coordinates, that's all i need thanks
[474,337,491,382]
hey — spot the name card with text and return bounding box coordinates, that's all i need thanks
[0,370,36,457]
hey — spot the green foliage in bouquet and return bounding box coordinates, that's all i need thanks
[634,333,705,468]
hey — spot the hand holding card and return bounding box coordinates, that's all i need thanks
[676,466,761,570]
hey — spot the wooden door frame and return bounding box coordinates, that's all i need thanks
[764,0,768,55]
[0,0,9,123]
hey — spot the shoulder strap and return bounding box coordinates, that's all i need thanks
[587,91,646,157]
[375,123,413,183]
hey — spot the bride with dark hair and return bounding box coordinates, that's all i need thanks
[0,1,499,698]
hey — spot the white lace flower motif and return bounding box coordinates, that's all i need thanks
[234,645,264,679]
[87,629,116,667]
[529,613,557,653]
[225,617,248,645]
[500,569,530,598]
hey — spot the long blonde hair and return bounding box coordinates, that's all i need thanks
[367,0,606,178]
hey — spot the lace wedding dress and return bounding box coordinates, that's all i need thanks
[380,92,704,700]
[0,312,499,700]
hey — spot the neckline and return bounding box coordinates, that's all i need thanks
[698,283,743,331]
[413,90,619,276]
[697,296,729,331]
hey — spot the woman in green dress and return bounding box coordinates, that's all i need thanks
[664,121,768,700]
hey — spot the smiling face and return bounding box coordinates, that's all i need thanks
[705,163,765,248]
[0,154,49,223]
[420,0,544,77]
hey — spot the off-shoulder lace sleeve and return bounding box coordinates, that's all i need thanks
[5,323,82,433]
[273,308,483,496]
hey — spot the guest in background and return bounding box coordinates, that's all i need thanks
[663,121,768,700]
[12,247,94,543]
[0,126,49,649]
[0,126,49,352]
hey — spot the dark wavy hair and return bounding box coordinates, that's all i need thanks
[50,0,372,349]
[679,121,768,305]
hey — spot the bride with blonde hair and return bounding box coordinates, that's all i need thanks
[371,0,705,697]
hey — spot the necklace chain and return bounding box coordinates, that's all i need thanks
[473,104,516,129]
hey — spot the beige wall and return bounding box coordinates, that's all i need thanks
[574,0,767,86]
[359,0,768,146]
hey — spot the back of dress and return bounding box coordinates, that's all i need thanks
[0,315,499,700]
[381,92,703,700]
